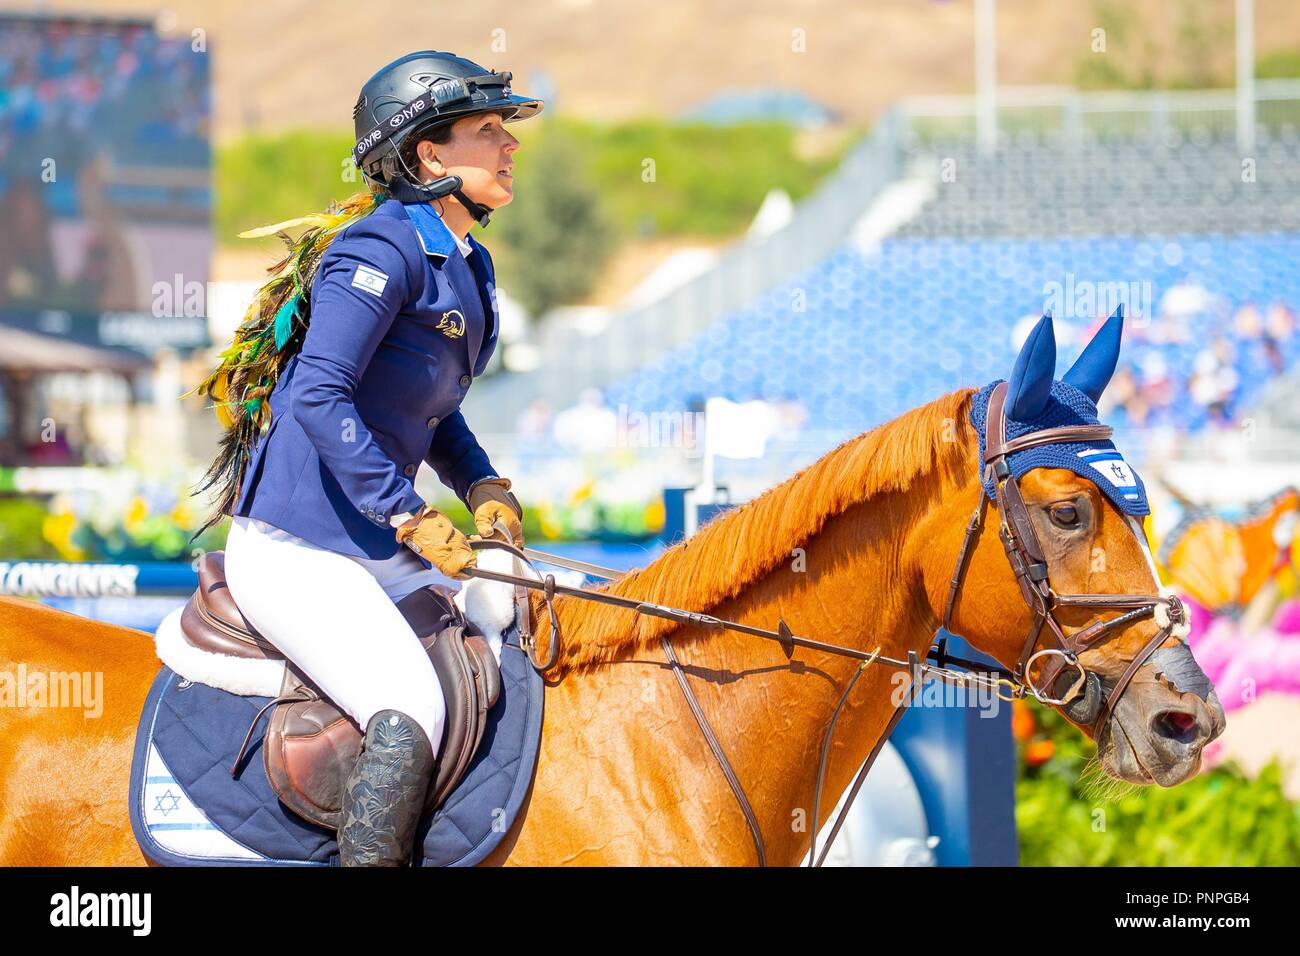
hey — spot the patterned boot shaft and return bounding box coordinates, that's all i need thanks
[338,709,436,867]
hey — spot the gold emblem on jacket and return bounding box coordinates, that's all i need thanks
[436,309,466,339]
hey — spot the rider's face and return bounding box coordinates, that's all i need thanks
[417,111,519,208]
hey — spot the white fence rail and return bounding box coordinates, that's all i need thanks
[896,80,1300,149]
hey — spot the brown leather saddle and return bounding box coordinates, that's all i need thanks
[177,551,501,831]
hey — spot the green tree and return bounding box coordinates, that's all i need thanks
[492,127,615,320]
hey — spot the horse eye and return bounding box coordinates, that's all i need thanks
[1050,504,1079,528]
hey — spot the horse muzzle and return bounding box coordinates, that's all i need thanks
[1094,644,1226,785]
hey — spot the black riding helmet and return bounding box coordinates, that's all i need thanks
[352,51,543,226]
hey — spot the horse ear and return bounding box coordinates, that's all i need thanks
[1062,305,1123,402]
[1006,314,1056,420]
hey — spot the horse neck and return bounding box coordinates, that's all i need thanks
[661,477,958,864]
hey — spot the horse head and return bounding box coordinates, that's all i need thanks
[935,309,1226,786]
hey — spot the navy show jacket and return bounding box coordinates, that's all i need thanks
[232,198,501,560]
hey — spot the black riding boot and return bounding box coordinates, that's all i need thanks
[337,709,436,867]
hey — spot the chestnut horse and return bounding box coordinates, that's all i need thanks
[0,384,1224,865]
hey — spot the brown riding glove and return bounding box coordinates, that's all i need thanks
[394,505,477,579]
[467,476,524,547]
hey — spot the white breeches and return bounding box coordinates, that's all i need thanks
[223,515,448,754]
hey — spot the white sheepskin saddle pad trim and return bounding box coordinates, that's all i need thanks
[154,549,531,697]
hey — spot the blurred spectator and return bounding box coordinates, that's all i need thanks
[24,431,78,465]
[1189,338,1241,426]
[1137,351,1177,415]
[76,154,136,310]
[553,389,618,453]
[774,395,809,432]
[516,398,553,442]
[1106,365,1148,426]
[1266,300,1296,343]
[0,175,58,308]
[1233,301,1263,341]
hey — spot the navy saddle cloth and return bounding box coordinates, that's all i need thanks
[128,623,543,867]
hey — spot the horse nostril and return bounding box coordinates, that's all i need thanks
[1153,709,1200,745]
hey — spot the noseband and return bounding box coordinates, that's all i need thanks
[939,382,1188,733]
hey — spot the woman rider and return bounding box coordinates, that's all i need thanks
[187,51,541,866]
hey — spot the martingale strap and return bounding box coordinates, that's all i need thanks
[660,635,768,866]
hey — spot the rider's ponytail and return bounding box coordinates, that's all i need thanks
[186,188,387,541]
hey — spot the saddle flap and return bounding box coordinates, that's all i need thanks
[258,587,503,832]
[461,635,500,776]
[464,634,501,710]
[427,624,485,809]
[265,693,361,825]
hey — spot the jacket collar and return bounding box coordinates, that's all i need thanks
[396,200,494,373]
[401,200,470,260]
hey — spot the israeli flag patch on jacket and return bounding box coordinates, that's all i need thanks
[351,264,389,297]
[1077,449,1142,503]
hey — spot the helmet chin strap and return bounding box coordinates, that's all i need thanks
[450,186,493,228]
[382,149,496,227]
[386,176,496,227]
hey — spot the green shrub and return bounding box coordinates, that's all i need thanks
[0,498,61,559]
[558,118,847,238]
[1257,49,1300,80]
[431,494,662,542]
[1017,702,1300,866]
[215,129,359,246]
[1074,0,1236,91]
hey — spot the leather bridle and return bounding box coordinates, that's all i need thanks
[941,382,1188,734]
[460,389,1190,864]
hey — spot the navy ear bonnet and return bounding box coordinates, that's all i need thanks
[970,379,1150,516]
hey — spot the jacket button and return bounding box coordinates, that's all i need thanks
[404,463,416,477]
[426,416,440,429]
[459,374,471,388]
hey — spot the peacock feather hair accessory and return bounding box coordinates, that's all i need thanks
[185,188,388,540]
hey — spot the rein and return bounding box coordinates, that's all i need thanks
[462,389,1188,865]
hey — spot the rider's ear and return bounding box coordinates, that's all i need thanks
[1063,305,1123,402]
[416,140,444,176]
[1006,314,1056,420]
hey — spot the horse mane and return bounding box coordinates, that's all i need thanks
[541,387,978,675]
